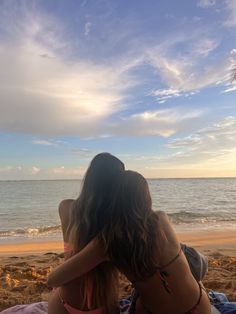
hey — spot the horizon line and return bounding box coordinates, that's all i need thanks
[1,176,236,182]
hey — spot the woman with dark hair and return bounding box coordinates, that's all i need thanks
[48,170,213,314]
[48,153,125,314]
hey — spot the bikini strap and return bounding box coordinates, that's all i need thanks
[156,247,182,270]
[184,282,203,314]
[157,247,182,294]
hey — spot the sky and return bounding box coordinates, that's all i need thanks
[0,0,236,180]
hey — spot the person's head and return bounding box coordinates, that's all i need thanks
[81,152,125,215]
[101,170,162,280]
[72,152,125,247]
[69,153,124,311]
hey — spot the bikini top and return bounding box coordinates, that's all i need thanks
[155,247,183,294]
[131,248,203,314]
[64,242,103,313]
[131,247,183,294]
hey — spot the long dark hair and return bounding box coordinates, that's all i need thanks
[101,170,164,280]
[69,153,125,311]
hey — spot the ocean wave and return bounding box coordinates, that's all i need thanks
[0,225,61,238]
[168,210,236,224]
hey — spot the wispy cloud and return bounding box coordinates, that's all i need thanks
[72,148,94,157]
[225,0,236,27]
[0,3,139,137]
[50,166,85,177]
[112,108,204,137]
[0,165,86,180]
[197,0,216,8]
[146,35,230,100]
[31,166,41,175]
[151,88,198,103]
[0,0,234,142]
[165,116,236,164]
[32,140,56,146]
[126,116,236,177]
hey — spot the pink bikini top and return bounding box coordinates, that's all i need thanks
[63,242,104,314]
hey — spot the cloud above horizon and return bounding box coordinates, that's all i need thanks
[0,0,235,139]
[0,0,236,180]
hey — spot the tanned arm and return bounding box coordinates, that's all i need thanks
[47,238,107,287]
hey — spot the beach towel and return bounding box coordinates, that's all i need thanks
[209,291,236,314]
[0,300,131,314]
[0,302,48,313]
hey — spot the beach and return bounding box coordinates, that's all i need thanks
[0,230,236,311]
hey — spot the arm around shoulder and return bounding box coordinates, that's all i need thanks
[47,238,107,287]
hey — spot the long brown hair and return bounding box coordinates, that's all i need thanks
[69,153,125,312]
[101,170,164,280]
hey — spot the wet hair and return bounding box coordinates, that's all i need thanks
[101,170,163,280]
[69,153,125,312]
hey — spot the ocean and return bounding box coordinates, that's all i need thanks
[0,178,236,243]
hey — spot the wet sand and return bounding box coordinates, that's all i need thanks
[0,230,236,311]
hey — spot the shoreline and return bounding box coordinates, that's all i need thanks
[0,230,236,310]
[1,230,236,256]
[177,230,236,256]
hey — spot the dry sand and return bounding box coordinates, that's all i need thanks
[0,230,236,311]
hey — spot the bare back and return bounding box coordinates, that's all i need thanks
[126,211,211,314]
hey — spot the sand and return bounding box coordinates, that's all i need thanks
[0,230,236,311]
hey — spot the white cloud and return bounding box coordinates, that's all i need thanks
[197,0,216,8]
[0,1,234,141]
[193,38,219,57]
[31,166,41,174]
[167,135,202,149]
[124,116,236,177]
[225,0,236,27]
[146,35,229,98]
[112,108,204,137]
[32,140,56,146]
[51,166,85,177]
[0,164,86,180]
[72,148,94,157]
[0,40,135,136]
[0,5,139,137]
[152,88,198,103]
[165,116,236,164]
[223,85,236,93]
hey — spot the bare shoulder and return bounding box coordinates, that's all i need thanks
[156,210,180,250]
[58,199,75,242]
[58,199,74,218]
[156,210,169,220]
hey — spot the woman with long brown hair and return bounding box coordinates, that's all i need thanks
[48,153,125,314]
[48,170,214,314]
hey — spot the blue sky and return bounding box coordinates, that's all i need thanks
[0,0,236,179]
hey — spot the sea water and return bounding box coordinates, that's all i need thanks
[0,178,236,243]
